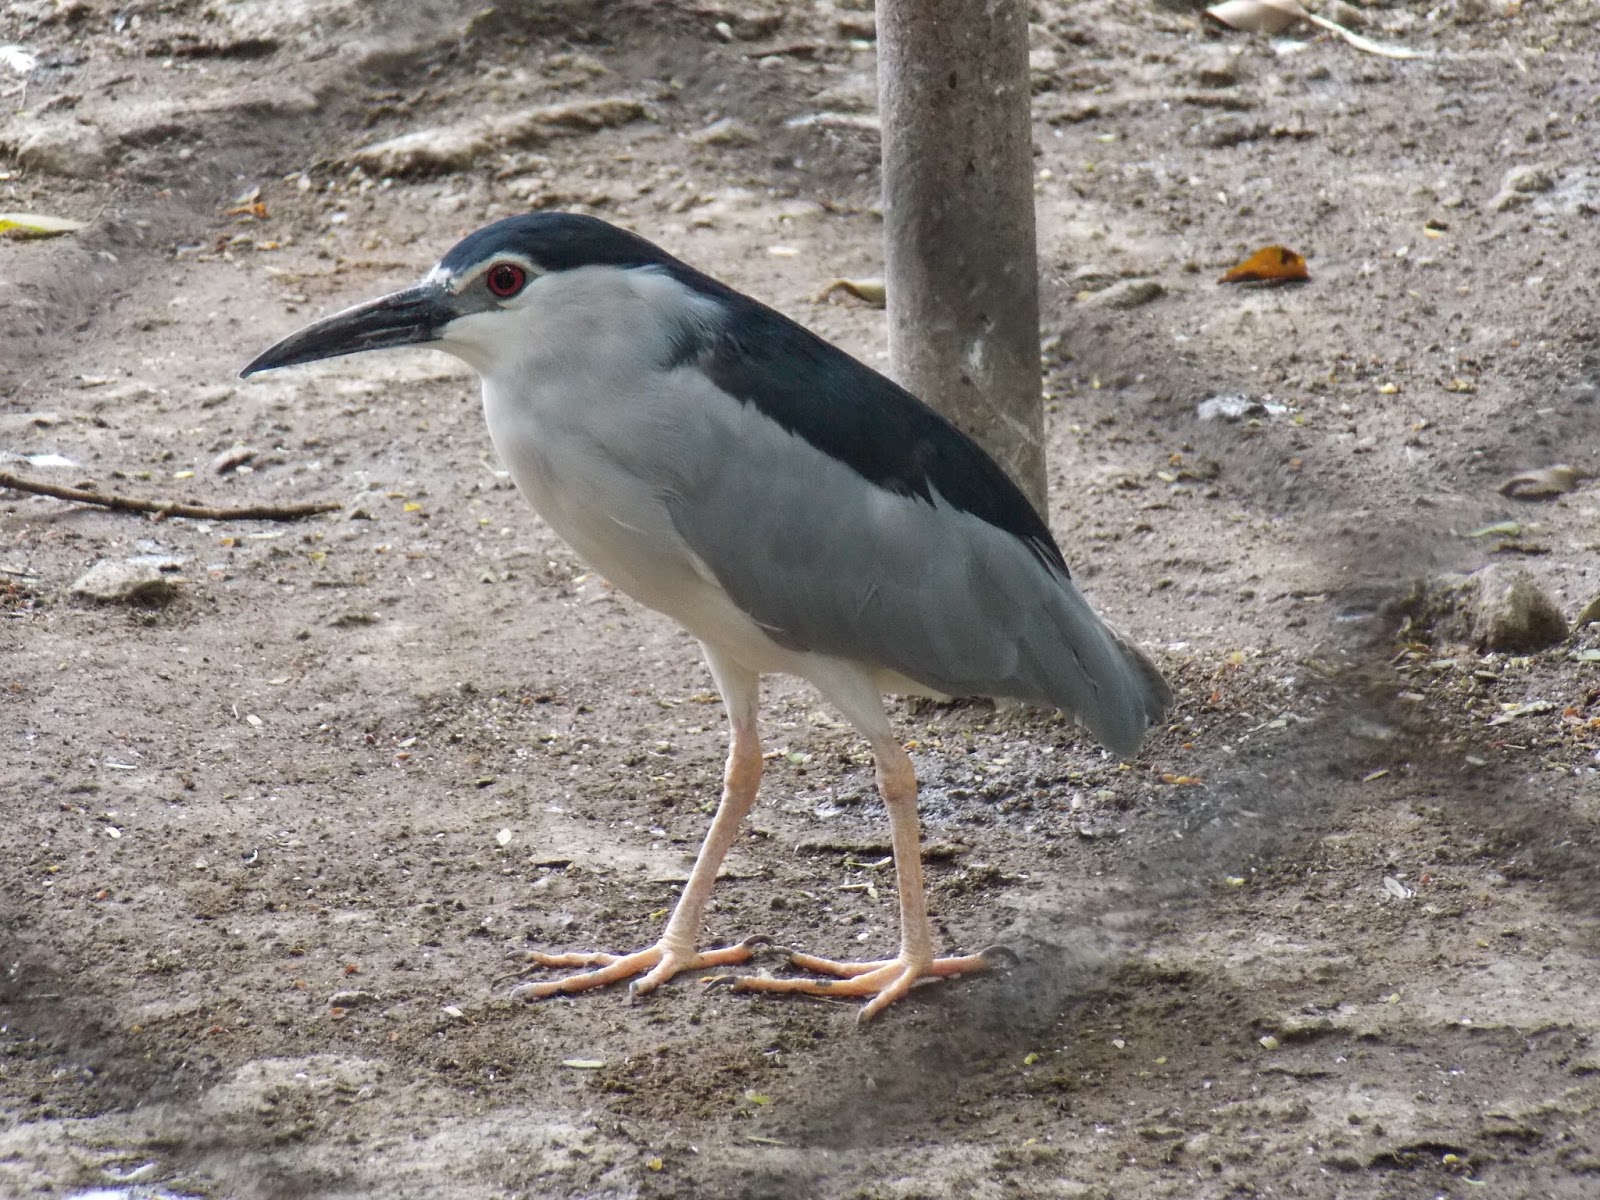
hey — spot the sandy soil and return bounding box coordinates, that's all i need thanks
[2,1,1597,1197]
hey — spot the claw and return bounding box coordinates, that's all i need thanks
[975,943,1020,968]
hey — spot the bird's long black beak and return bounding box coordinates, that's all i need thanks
[239,281,458,377]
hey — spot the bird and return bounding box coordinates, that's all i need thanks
[242,211,1170,1021]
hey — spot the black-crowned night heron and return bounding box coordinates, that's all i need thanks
[243,212,1170,1020]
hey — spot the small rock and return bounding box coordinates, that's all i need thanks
[532,96,646,135]
[353,97,645,175]
[1322,0,1368,28]
[212,445,258,475]
[1201,115,1267,148]
[811,74,877,112]
[785,111,881,136]
[1069,264,1120,293]
[1468,563,1567,652]
[836,14,876,39]
[690,117,758,146]
[1193,53,1244,89]
[1393,564,1568,651]
[353,126,491,175]
[694,5,783,40]
[194,384,236,408]
[1274,1014,1335,1041]
[8,118,110,179]
[71,559,177,605]
[1490,164,1557,212]
[1197,394,1266,422]
[1082,279,1163,310]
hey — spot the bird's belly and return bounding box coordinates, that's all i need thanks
[482,392,798,672]
[501,442,685,607]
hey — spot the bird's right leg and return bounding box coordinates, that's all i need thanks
[514,646,763,1002]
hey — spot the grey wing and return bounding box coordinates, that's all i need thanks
[664,401,1169,757]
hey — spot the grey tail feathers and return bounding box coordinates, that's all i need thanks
[1096,620,1172,756]
[1044,590,1171,759]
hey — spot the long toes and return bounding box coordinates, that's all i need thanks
[525,950,622,969]
[513,952,657,1000]
[694,936,769,968]
[920,950,995,978]
[857,969,919,1022]
[731,960,902,998]
[512,939,766,1003]
[731,951,994,1016]
[786,951,895,978]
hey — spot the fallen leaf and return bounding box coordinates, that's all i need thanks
[1498,464,1583,500]
[1382,876,1414,900]
[1467,521,1522,539]
[0,45,38,74]
[0,212,87,239]
[1487,700,1557,726]
[1206,0,1304,35]
[816,277,886,307]
[1219,245,1309,286]
[1206,0,1424,59]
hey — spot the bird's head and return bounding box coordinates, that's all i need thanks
[240,211,715,380]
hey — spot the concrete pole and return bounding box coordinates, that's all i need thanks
[876,0,1046,516]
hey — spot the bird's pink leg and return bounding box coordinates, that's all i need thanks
[515,657,763,1001]
[733,738,992,1020]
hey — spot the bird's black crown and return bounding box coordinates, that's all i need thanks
[440,212,699,281]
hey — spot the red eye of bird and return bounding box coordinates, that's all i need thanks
[485,262,527,298]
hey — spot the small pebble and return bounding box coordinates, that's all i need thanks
[71,560,177,605]
[1081,279,1163,309]
[1197,394,1266,422]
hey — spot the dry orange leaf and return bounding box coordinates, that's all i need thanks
[1219,245,1310,286]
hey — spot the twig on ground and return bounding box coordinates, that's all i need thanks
[0,469,342,522]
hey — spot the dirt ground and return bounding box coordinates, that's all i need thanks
[2,0,1598,1197]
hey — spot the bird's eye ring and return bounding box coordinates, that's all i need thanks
[485,262,527,298]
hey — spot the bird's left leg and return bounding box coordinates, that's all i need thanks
[514,648,764,1001]
[734,736,992,1020]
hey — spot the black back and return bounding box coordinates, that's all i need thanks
[442,212,1067,575]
